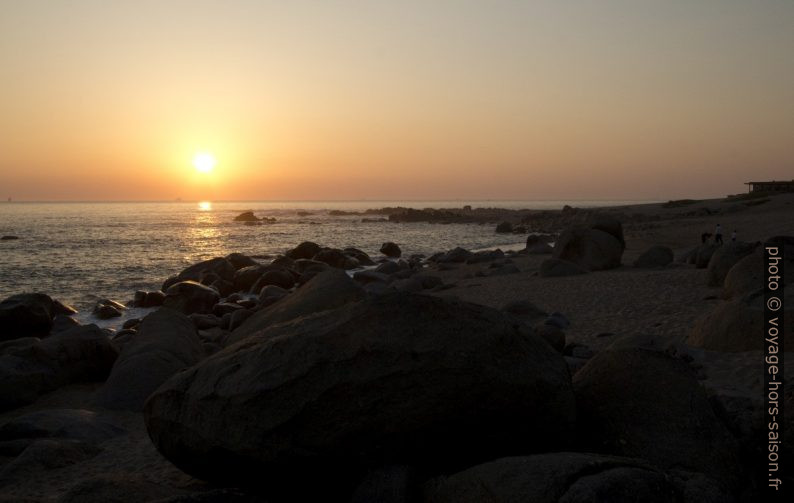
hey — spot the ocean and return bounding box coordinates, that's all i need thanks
[0,200,641,325]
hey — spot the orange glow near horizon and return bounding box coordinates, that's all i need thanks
[1,2,793,202]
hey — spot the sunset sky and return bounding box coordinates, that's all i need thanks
[1,0,792,201]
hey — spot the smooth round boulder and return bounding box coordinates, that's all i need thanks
[588,215,625,247]
[633,245,674,268]
[695,243,719,269]
[574,344,741,490]
[250,269,295,292]
[162,281,220,315]
[495,222,513,234]
[0,293,55,341]
[379,242,402,258]
[145,293,576,499]
[706,241,757,287]
[313,248,356,269]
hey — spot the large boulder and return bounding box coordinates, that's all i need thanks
[227,269,365,343]
[250,269,295,293]
[723,239,793,299]
[687,289,793,352]
[0,293,55,341]
[553,227,623,271]
[162,281,220,315]
[424,452,730,503]
[225,253,259,270]
[313,248,356,269]
[286,241,322,260]
[574,344,741,490]
[145,294,576,499]
[706,241,757,287]
[634,245,674,268]
[0,325,119,411]
[96,309,204,411]
[588,215,625,247]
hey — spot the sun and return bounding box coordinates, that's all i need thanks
[193,152,216,173]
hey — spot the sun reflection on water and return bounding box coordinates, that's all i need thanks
[198,201,212,211]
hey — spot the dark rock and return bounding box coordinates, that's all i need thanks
[487,263,520,276]
[525,241,553,254]
[167,258,236,289]
[120,318,139,330]
[465,249,504,264]
[539,258,588,277]
[350,465,416,503]
[423,452,729,503]
[52,300,78,316]
[0,235,19,240]
[687,289,793,352]
[286,241,322,260]
[250,269,295,292]
[379,242,402,258]
[353,270,391,285]
[233,211,259,222]
[0,325,119,411]
[213,302,243,317]
[495,222,513,233]
[375,261,401,275]
[0,439,103,483]
[96,309,204,411]
[270,255,295,269]
[189,313,221,330]
[344,247,376,266]
[52,315,80,334]
[228,269,365,343]
[314,248,357,269]
[634,245,674,268]
[163,281,220,315]
[258,285,288,306]
[574,345,741,490]
[437,247,472,263]
[225,252,259,270]
[0,293,55,341]
[553,227,623,271]
[706,241,757,287]
[145,293,575,498]
[92,305,121,320]
[233,265,269,292]
[588,215,625,247]
[228,309,255,331]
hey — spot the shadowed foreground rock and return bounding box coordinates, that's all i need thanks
[96,308,204,411]
[227,268,365,343]
[552,218,624,271]
[0,325,118,411]
[424,452,731,503]
[574,342,741,492]
[145,293,575,500]
[0,293,56,341]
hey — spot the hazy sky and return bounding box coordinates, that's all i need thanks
[1,0,792,201]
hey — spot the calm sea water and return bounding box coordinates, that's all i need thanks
[0,200,641,316]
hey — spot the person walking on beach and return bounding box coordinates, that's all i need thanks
[714,224,723,244]
[731,230,737,243]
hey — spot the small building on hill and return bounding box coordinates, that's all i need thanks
[744,180,794,193]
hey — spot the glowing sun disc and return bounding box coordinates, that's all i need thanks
[193,153,216,173]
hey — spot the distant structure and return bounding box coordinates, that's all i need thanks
[744,180,794,193]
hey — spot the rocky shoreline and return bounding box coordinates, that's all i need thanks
[0,195,793,501]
